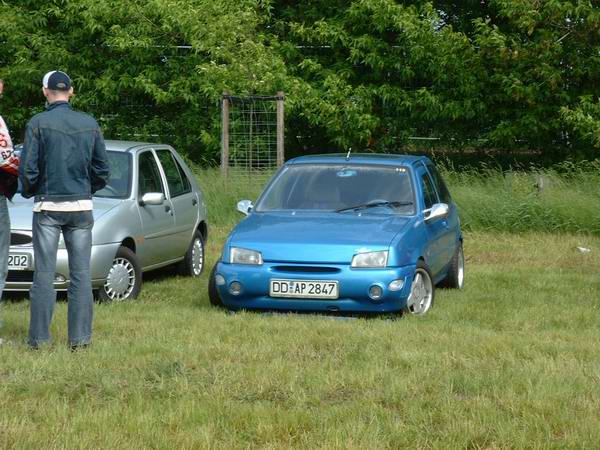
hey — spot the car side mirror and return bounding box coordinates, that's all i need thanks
[425,203,449,222]
[237,199,254,215]
[140,192,165,206]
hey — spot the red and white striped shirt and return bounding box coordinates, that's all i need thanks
[0,115,17,176]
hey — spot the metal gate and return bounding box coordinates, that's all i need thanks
[221,91,284,181]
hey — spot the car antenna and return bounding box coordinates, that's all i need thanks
[346,147,352,160]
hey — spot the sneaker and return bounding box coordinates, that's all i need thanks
[70,343,90,352]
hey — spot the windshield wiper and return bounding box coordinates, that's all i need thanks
[335,201,413,213]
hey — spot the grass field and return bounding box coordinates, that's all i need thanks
[1,167,599,449]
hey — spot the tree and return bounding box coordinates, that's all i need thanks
[271,0,600,158]
[0,0,598,162]
[0,0,290,161]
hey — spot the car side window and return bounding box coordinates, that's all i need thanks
[138,151,164,195]
[156,149,191,197]
[427,164,452,204]
[420,172,438,210]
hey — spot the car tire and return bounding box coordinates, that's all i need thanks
[405,261,435,315]
[208,263,223,307]
[178,230,204,277]
[441,242,465,289]
[98,246,142,302]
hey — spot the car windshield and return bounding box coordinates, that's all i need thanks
[94,151,131,199]
[255,163,415,214]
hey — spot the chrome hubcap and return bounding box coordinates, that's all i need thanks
[191,238,204,276]
[407,269,433,315]
[104,257,136,300]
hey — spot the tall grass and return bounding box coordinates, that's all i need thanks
[441,160,600,235]
[197,169,268,229]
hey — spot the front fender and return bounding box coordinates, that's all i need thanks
[387,218,428,267]
[90,242,122,285]
[92,200,142,247]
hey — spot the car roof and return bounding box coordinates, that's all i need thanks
[104,140,172,153]
[286,153,430,167]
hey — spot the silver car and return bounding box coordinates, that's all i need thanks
[7,140,208,300]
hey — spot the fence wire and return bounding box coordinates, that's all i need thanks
[224,95,280,186]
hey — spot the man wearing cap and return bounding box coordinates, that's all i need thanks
[19,70,110,349]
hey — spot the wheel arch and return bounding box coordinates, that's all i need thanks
[121,237,136,253]
[196,221,208,242]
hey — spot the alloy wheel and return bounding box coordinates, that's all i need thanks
[191,238,204,276]
[457,246,465,289]
[407,268,433,315]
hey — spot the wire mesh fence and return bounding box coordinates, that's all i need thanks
[221,93,284,187]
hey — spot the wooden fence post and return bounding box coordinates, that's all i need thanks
[221,91,230,177]
[276,91,285,167]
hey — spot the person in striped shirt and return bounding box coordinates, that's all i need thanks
[0,78,19,335]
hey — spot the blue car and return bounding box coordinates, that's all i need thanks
[209,154,464,315]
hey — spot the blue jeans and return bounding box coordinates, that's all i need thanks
[0,195,9,303]
[29,210,94,347]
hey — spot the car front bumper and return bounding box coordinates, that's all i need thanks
[5,242,121,292]
[215,261,417,313]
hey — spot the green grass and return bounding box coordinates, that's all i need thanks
[1,168,600,449]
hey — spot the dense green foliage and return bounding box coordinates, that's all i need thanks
[0,0,290,163]
[0,0,598,162]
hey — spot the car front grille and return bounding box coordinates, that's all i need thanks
[6,271,34,283]
[10,232,32,246]
[272,265,341,274]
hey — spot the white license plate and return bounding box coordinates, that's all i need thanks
[270,279,339,299]
[8,253,31,270]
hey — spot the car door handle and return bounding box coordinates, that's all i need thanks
[192,198,198,206]
[165,205,172,215]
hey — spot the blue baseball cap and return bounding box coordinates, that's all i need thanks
[42,70,72,91]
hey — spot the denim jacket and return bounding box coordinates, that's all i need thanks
[19,101,110,202]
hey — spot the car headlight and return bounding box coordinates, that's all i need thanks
[230,247,263,265]
[351,250,388,268]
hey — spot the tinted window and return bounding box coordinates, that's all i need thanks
[138,151,164,195]
[256,164,415,215]
[156,149,191,197]
[427,164,452,204]
[420,173,438,209]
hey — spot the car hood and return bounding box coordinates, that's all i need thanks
[229,211,413,264]
[8,195,122,230]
